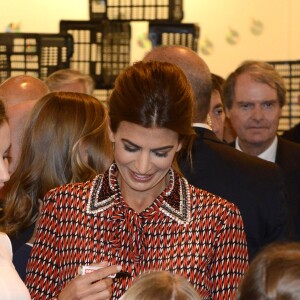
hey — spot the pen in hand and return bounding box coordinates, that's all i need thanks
[109,271,131,279]
[78,265,131,279]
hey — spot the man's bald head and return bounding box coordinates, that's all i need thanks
[7,100,38,174]
[0,75,48,175]
[0,75,49,107]
[143,46,212,123]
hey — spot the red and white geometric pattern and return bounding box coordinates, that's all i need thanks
[26,164,248,300]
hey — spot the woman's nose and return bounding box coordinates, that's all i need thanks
[135,152,151,174]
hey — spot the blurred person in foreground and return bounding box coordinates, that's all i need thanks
[121,271,202,300]
[236,242,300,300]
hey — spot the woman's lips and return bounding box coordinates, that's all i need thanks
[130,170,153,182]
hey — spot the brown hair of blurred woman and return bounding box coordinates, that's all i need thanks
[121,271,202,300]
[0,92,112,237]
[236,242,300,300]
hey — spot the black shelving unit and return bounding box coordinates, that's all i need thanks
[268,60,300,133]
[0,33,73,82]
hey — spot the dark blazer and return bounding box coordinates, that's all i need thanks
[281,123,300,144]
[275,137,300,240]
[180,127,287,261]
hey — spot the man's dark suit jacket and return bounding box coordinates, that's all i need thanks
[281,123,300,144]
[275,137,300,240]
[180,127,287,261]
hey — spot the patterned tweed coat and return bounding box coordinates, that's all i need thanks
[26,164,248,300]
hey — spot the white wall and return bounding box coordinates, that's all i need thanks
[1,0,299,77]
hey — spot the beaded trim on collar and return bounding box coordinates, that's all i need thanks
[86,164,191,224]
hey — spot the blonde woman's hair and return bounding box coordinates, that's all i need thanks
[45,69,95,95]
[121,271,202,300]
[0,92,112,236]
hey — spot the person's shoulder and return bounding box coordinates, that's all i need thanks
[45,175,101,199]
[189,184,241,216]
[281,123,300,143]
[278,136,300,151]
[204,136,279,171]
[277,137,300,160]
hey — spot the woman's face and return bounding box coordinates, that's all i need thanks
[0,121,11,188]
[109,121,181,210]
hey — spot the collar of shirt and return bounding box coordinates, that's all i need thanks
[86,163,191,225]
[235,136,278,163]
[193,123,212,130]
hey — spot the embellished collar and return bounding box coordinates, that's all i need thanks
[86,164,191,224]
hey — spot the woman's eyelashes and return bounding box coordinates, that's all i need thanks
[152,151,168,158]
[123,144,168,158]
[124,144,138,153]
[3,149,11,163]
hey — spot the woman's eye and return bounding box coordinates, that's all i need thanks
[154,151,168,158]
[3,154,11,163]
[124,145,138,152]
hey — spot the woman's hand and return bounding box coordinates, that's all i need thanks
[58,261,122,300]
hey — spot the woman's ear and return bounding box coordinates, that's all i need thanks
[108,119,115,143]
[176,141,182,153]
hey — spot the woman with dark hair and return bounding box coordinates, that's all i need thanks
[26,61,248,300]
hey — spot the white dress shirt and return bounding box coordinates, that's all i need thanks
[193,122,212,130]
[235,136,278,163]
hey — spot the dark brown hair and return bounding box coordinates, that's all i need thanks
[143,46,212,123]
[108,61,195,170]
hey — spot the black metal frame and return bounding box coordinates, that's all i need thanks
[89,0,184,22]
[60,20,131,89]
[268,60,300,134]
[0,33,73,82]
